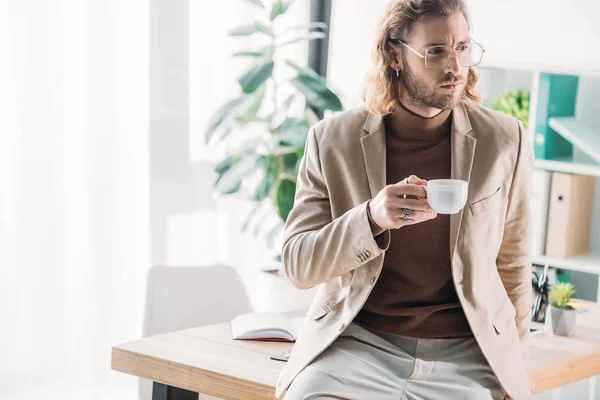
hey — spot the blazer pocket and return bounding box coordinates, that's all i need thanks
[492,296,517,335]
[306,291,349,320]
[306,300,330,320]
[469,186,502,216]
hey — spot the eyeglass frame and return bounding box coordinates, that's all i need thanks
[389,37,486,70]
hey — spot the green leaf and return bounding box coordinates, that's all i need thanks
[232,51,268,58]
[215,152,261,194]
[278,131,308,148]
[284,60,342,111]
[228,22,273,37]
[235,85,266,125]
[221,181,242,195]
[245,0,265,10]
[277,31,326,47]
[294,151,303,175]
[290,74,343,111]
[275,178,296,221]
[205,97,247,144]
[284,59,326,83]
[255,22,274,36]
[254,156,279,201]
[276,117,308,147]
[214,154,238,175]
[282,152,300,175]
[277,117,305,131]
[247,84,265,114]
[235,114,264,125]
[282,92,296,112]
[241,201,263,233]
[286,22,328,32]
[206,87,265,146]
[549,282,576,309]
[270,0,291,22]
[491,88,530,129]
[305,107,319,127]
[238,61,274,94]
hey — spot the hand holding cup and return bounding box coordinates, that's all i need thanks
[368,175,437,231]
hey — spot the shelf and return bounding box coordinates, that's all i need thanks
[534,156,600,177]
[478,61,600,79]
[533,253,600,275]
[548,117,600,165]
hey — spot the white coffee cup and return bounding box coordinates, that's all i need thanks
[420,179,468,214]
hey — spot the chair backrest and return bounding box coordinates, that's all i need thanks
[139,264,253,399]
[143,264,253,336]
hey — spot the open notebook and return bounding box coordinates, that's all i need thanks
[230,312,307,342]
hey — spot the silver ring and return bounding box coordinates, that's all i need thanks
[402,208,413,220]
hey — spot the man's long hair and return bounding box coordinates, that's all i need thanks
[361,0,482,115]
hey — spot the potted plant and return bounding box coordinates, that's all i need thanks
[204,0,343,261]
[491,89,530,128]
[548,282,578,337]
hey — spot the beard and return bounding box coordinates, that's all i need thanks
[400,61,464,111]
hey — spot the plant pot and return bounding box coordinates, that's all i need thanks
[550,305,577,337]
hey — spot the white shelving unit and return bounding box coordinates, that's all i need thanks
[530,111,600,305]
[533,253,600,305]
[534,157,600,177]
[533,253,600,276]
[548,117,600,165]
[477,66,600,304]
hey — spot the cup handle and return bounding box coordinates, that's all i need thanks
[419,184,429,203]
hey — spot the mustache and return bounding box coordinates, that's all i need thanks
[439,78,462,85]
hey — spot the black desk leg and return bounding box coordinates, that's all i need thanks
[152,382,198,400]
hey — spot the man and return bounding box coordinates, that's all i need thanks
[276,0,535,399]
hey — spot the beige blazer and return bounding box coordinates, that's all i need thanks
[275,104,534,400]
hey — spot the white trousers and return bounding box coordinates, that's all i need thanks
[284,320,506,400]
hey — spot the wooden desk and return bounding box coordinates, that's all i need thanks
[112,301,600,399]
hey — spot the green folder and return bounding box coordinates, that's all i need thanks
[533,73,579,160]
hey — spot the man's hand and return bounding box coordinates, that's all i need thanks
[504,378,535,399]
[368,175,436,231]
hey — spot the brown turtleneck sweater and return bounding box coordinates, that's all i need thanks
[354,102,473,339]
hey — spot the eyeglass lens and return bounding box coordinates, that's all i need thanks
[425,42,483,69]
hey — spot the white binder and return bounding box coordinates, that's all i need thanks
[531,169,552,257]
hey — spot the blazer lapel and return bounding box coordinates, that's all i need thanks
[450,104,476,265]
[360,106,476,270]
[361,113,387,199]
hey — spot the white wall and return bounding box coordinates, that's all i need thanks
[327,0,600,109]
[327,0,389,108]
[469,0,600,76]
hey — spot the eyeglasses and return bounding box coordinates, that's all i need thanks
[390,37,485,70]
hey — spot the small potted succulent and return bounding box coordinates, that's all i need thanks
[548,282,578,337]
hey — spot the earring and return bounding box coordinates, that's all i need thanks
[396,69,400,77]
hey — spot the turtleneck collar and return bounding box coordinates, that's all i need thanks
[385,100,453,142]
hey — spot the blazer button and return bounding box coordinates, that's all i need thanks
[338,323,346,331]
[365,250,371,257]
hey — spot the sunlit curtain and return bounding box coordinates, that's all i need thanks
[0,0,149,398]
